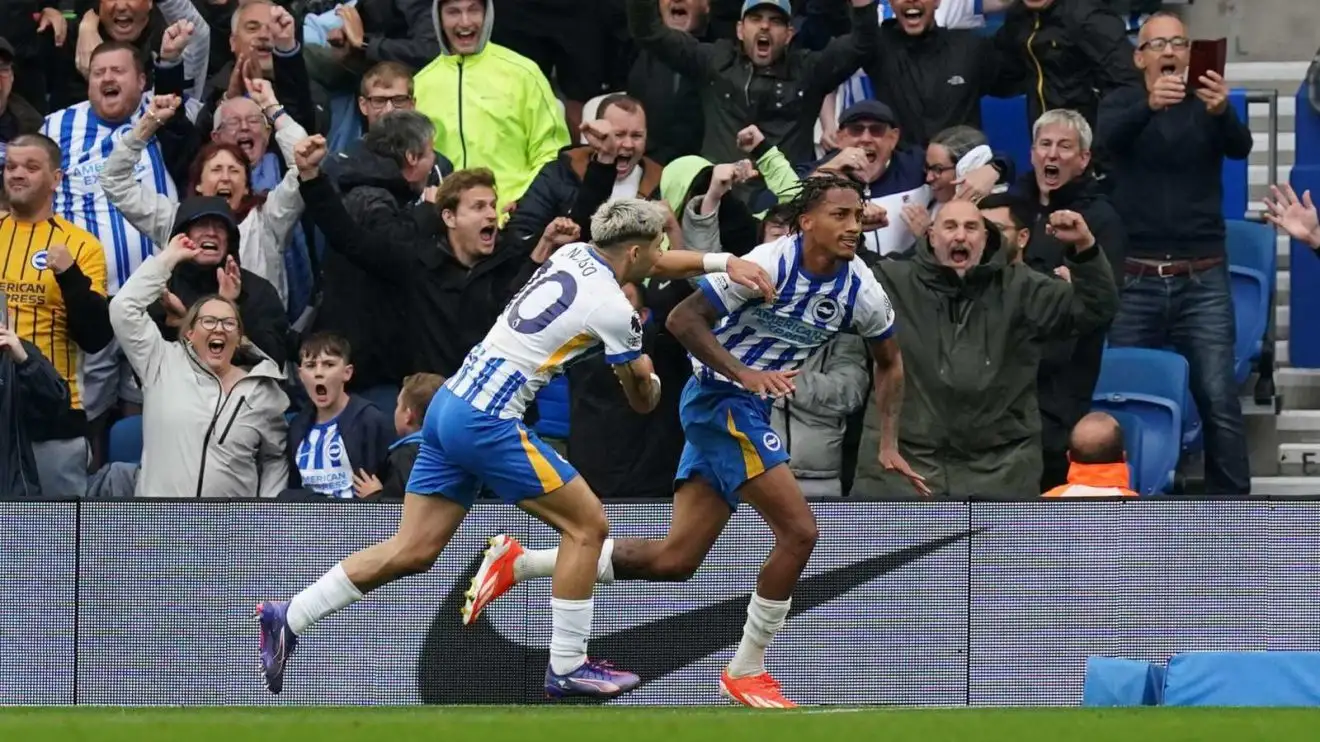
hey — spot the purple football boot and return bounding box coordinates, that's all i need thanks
[545,659,641,700]
[253,600,298,694]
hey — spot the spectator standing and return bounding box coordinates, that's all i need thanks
[1042,411,1138,497]
[489,0,606,134]
[626,0,879,168]
[978,191,1032,264]
[0,39,43,163]
[108,233,289,498]
[1097,13,1253,494]
[60,0,211,109]
[625,0,712,164]
[854,200,1118,497]
[994,0,1140,134]
[318,0,442,73]
[509,96,665,245]
[103,86,306,306]
[1,134,113,497]
[414,0,571,212]
[1018,110,1125,490]
[0,320,71,497]
[0,6,66,117]
[769,333,868,497]
[41,41,180,460]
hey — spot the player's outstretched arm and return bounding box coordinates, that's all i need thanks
[869,336,930,497]
[649,252,777,301]
[612,353,663,414]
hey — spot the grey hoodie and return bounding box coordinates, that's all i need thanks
[432,0,495,56]
[109,255,289,498]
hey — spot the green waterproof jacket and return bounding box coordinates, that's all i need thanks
[853,229,1119,498]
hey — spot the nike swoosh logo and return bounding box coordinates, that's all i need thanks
[416,529,980,703]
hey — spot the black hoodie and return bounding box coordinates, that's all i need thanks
[1,340,71,497]
[300,154,544,381]
[150,197,291,367]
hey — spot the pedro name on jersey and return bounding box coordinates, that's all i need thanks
[693,235,895,383]
[445,242,643,419]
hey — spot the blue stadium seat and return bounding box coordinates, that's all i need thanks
[1091,347,1189,495]
[979,95,1030,178]
[1101,409,1144,491]
[1292,80,1320,368]
[1226,219,1276,386]
[107,414,144,465]
[360,385,401,417]
[532,376,571,440]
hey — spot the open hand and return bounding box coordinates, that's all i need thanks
[353,469,383,498]
[217,255,242,301]
[1264,184,1320,249]
[75,13,102,77]
[821,147,868,176]
[954,164,999,203]
[726,256,776,302]
[337,5,366,50]
[880,447,930,497]
[900,203,930,236]
[736,368,798,399]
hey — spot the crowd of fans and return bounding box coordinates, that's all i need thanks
[3,0,1319,500]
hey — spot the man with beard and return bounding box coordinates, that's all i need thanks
[1,133,112,498]
[853,199,1118,498]
[41,40,180,468]
[56,0,210,110]
[1016,109,1125,490]
[625,0,712,164]
[627,0,879,169]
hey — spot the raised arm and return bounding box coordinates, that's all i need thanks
[650,247,778,302]
[626,0,720,81]
[103,96,185,247]
[802,0,881,96]
[155,0,211,102]
[1023,210,1119,338]
[109,236,200,385]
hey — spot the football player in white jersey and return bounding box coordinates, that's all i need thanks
[253,175,776,700]
[467,174,929,708]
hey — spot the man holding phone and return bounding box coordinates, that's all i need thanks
[1095,12,1254,494]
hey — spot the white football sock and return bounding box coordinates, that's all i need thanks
[286,563,364,635]
[549,597,593,675]
[514,539,615,584]
[726,593,790,678]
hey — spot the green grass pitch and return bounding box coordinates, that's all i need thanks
[4,707,1320,741]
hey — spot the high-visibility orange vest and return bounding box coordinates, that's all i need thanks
[1043,461,1138,498]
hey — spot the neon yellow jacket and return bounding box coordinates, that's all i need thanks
[414,0,570,210]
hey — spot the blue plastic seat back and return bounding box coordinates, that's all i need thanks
[1092,396,1179,495]
[1229,265,1269,385]
[1095,408,1144,491]
[979,95,1030,178]
[1094,347,1190,406]
[1225,219,1277,289]
[532,376,571,440]
[107,414,144,465]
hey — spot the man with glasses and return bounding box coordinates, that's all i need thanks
[802,99,1002,259]
[1096,12,1252,494]
[324,61,453,190]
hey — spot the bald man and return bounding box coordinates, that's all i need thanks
[854,199,1120,498]
[1043,412,1138,497]
[1096,12,1253,495]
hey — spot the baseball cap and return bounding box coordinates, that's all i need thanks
[838,100,899,129]
[741,0,792,19]
[0,38,15,63]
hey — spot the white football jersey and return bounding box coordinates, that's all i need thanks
[445,243,643,419]
[693,235,895,384]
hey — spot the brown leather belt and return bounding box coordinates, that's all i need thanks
[1123,256,1224,277]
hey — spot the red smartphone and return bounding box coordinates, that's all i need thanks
[1188,38,1227,89]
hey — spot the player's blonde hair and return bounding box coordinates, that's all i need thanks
[591,198,668,250]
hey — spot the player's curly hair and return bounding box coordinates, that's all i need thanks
[782,174,867,234]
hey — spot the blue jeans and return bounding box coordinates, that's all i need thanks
[1107,262,1251,494]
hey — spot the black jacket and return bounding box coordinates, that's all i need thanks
[1017,172,1127,460]
[508,147,665,246]
[150,197,291,367]
[567,279,691,499]
[287,394,396,489]
[1097,86,1255,259]
[1,341,71,497]
[300,173,543,379]
[626,0,879,166]
[625,26,713,164]
[352,0,443,70]
[371,431,421,502]
[994,0,1141,131]
[49,7,169,111]
[306,144,422,389]
[863,20,1016,147]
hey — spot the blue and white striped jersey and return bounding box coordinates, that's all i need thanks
[445,242,644,420]
[41,95,178,294]
[692,236,895,385]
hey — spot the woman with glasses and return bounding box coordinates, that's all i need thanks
[109,227,290,499]
[102,81,308,307]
